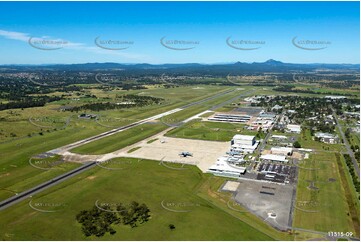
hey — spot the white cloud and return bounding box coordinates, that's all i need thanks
[0,29,30,42]
[0,29,150,61]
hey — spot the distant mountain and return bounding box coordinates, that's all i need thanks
[0,60,359,75]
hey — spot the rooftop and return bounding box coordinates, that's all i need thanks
[260,154,287,162]
[233,134,255,140]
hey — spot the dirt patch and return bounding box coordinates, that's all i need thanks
[0,172,10,178]
[307,181,319,190]
[87,176,97,180]
[291,152,303,159]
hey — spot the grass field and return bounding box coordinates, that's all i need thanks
[0,121,110,201]
[71,123,167,155]
[0,85,230,143]
[0,85,233,200]
[293,152,357,234]
[0,158,275,241]
[166,120,261,141]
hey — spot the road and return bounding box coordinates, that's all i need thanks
[255,113,281,155]
[332,109,360,177]
[0,88,238,210]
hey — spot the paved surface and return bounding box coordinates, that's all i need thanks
[333,109,360,177]
[57,127,230,173]
[120,133,230,172]
[233,179,294,231]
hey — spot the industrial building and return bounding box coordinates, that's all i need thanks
[314,132,339,144]
[325,95,346,100]
[207,156,246,178]
[258,112,276,120]
[260,154,288,163]
[231,134,259,154]
[252,111,276,131]
[286,124,301,134]
[271,147,293,156]
[271,135,288,140]
[208,113,251,123]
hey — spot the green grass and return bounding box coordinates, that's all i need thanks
[166,120,260,141]
[0,86,237,201]
[0,120,109,201]
[293,152,357,234]
[298,129,344,152]
[127,147,141,153]
[146,138,158,144]
[71,123,167,155]
[336,153,360,237]
[0,158,274,241]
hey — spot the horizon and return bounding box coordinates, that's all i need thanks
[0,1,359,65]
[0,59,360,66]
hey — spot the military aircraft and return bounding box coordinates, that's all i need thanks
[179,151,193,157]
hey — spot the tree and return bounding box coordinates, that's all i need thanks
[169,224,176,230]
[293,141,301,148]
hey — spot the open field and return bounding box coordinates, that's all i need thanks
[0,158,274,241]
[293,152,356,234]
[0,86,232,200]
[0,123,110,201]
[0,85,230,143]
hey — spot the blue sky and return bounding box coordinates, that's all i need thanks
[0,1,359,64]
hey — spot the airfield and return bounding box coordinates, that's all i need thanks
[0,84,359,241]
[47,125,230,173]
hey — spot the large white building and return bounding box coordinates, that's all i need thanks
[207,156,246,178]
[271,147,293,156]
[231,135,259,153]
[208,113,251,123]
[260,154,288,163]
[232,134,255,146]
[286,124,301,134]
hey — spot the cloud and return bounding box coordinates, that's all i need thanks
[0,29,150,61]
[0,29,30,42]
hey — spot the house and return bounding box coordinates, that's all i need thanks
[314,132,339,144]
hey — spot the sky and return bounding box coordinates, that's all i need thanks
[0,1,359,65]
